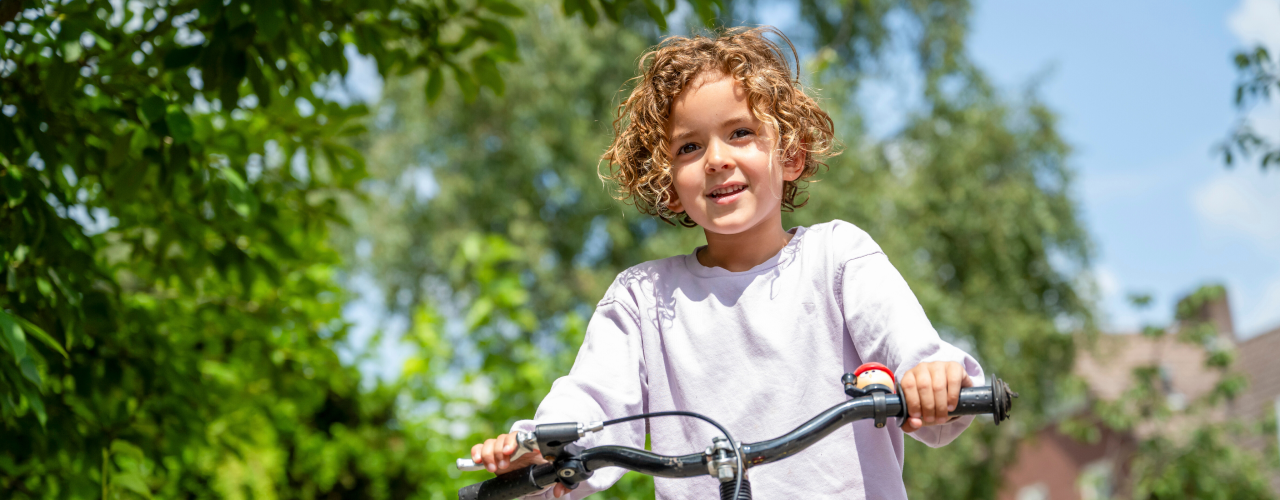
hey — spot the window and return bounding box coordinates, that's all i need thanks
[1078,459,1113,500]
[1017,482,1049,500]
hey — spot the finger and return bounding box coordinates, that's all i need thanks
[472,443,482,462]
[554,483,567,498]
[946,363,963,413]
[503,433,517,455]
[902,416,922,433]
[497,434,511,470]
[915,367,936,423]
[481,438,498,472]
[901,371,921,421]
[962,372,975,387]
[931,363,949,423]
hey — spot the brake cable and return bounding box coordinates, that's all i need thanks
[601,410,745,500]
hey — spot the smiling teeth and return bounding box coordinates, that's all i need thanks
[709,185,746,197]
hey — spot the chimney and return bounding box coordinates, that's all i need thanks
[1175,285,1235,344]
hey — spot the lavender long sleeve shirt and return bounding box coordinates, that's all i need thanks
[511,220,984,499]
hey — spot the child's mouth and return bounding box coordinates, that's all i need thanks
[707,184,747,200]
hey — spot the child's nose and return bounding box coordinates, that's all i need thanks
[704,140,735,173]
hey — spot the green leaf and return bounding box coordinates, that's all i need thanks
[113,471,154,499]
[563,0,598,26]
[453,65,479,103]
[165,108,195,143]
[426,66,444,103]
[0,309,27,362]
[163,45,204,69]
[476,18,519,52]
[692,0,718,26]
[465,297,495,329]
[139,95,167,124]
[19,383,45,426]
[111,439,147,460]
[45,60,78,101]
[473,56,504,96]
[89,30,114,50]
[107,130,131,168]
[220,167,247,191]
[255,0,285,40]
[219,50,248,107]
[19,355,40,387]
[641,0,667,31]
[1,166,25,207]
[218,167,257,217]
[0,114,20,160]
[129,127,149,155]
[11,314,67,359]
[246,58,273,108]
[483,0,526,17]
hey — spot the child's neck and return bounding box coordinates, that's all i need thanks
[696,213,794,272]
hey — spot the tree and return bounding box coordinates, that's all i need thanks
[345,0,1095,498]
[793,69,1092,499]
[0,0,718,497]
[1221,45,1280,171]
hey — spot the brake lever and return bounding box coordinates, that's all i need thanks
[455,431,540,472]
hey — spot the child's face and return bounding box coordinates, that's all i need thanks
[665,72,803,234]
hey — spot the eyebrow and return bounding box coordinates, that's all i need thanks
[670,115,755,145]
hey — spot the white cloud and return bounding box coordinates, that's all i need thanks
[1228,0,1280,51]
[1192,168,1280,250]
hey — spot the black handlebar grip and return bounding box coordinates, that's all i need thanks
[458,464,557,500]
[951,387,995,415]
[949,377,1017,424]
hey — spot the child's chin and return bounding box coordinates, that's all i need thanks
[701,216,758,235]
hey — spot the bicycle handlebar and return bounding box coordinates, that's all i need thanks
[458,463,559,500]
[457,377,1017,500]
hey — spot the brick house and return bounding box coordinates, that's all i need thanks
[999,292,1280,499]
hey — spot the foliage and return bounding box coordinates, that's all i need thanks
[1129,426,1275,500]
[340,6,664,496]
[1220,45,1280,171]
[0,0,718,497]
[1071,285,1277,499]
[793,67,1092,499]
[343,0,1095,498]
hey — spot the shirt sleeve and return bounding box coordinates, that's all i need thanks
[838,251,984,448]
[509,285,649,499]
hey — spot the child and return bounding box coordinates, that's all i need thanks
[469,26,982,499]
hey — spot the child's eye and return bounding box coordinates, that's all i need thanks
[731,128,753,139]
[677,143,700,155]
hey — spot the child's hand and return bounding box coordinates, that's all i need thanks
[899,361,973,433]
[470,433,571,498]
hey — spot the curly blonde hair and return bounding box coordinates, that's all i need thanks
[600,26,838,227]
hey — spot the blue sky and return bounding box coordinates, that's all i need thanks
[966,0,1280,338]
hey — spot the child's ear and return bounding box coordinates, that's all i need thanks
[782,149,806,182]
[664,191,685,214]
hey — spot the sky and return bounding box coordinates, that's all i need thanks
[965,0,1280,338]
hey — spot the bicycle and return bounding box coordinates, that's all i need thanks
[455,367,1018,500]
